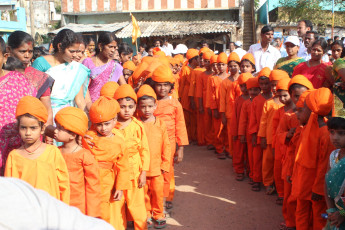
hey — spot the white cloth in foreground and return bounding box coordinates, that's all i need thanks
[0,177,114,230]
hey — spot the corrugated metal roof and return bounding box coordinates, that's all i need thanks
[116,20,237,38]
[48,22,130,35]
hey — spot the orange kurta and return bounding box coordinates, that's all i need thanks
[61,148,101,217]
[248,94,267,182]
[5,144,70,204]
[142,117,171,220]
[257,98,283,186]
[154,98,189,201]
[84,128,130,226]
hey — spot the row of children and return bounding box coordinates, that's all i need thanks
[4,63,188,230]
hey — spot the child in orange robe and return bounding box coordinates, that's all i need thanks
[179,49,199,143]
[136,85,171,229]
[55,107,101,217]
[219,52,241,157]
[123,61,137,83]
[292,88,334,230]
[85,96,130,228]
[238,77,261,183]
[5,96,70,204]
[230,73,252,180]
[258,70,288,195]
[113,84,150,230]
[248,67,272,191]
[152,64,189,209]
[206,52,230,159]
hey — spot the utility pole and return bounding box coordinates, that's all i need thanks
[29,0,35,37]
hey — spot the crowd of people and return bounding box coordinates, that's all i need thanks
[1,18,345,230]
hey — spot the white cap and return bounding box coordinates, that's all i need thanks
[327,50,332,55]
[235,41,242,47]
[172,44,188,54]
[284,36,300,46]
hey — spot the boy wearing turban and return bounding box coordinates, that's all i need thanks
[136,85,171,229]
[114,84,150,230]
[54,106,101,217]
[257,70,288,195]
[152,64,189,210]
[84,96,130,228]
[5,96,70,204]
[238,77,261,184]
[292,88,334,230]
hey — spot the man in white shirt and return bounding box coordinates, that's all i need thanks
[233,41,247,60]
[297,20,313,57]
[161,38,174,56]
[248,25,281,72]
[299,31,330,62]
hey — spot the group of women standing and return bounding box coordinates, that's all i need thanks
[0,29,133,174]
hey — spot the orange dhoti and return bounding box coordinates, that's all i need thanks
[164,140,176,201]
[232,138,246,174]
[262,144,274,186]
[252,141,263,183]
[246,134,254,179]
[204,111,213,145]
[227,119,234,156]
[196,110,205,146]
[145,175,164,220]
[212,117,225,154]
[283,180,296,227]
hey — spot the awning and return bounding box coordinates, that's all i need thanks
[48,22,130,35]
[116,20,237,38]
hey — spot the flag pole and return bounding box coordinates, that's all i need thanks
[135,38,139,56]
[331,0,335,39]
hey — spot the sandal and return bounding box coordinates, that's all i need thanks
[165,201,173,209]
[248,178,254,185]
[236,173,245,181]
[164,210,170,219]
[147,218,153,228]
[154,218,167,229]
[207,145,215,150]
[265,185,276,195]
[279,222,286,230]
[251,182,261,191]
[276,197,284,206]
[217,152,226,159]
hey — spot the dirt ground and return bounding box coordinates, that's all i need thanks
[165,144,283,230]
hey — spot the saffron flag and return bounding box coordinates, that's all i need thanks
[131,13,141,44]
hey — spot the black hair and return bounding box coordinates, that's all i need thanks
[331,40,345,58]
[312,39,328,53]
[261,25,274,34]
[288,83,308,94]
[139,43,147,49]
[118,42,133,56]
[334,36,340,40]
[17,113,44,129]
[4,57,25,71]
[145,46,154,53]
[153,39,162,44]
[327,117,345,130]
[117,97,136,104]
[163,38,168,43]
[52,29,80,53]
[152,80,175,93]
[96,32,117,54]
[240,59,256,72]
[298,20,313,31]
[229,42,235,46]
[189,56,198,63]
[0,36,6,55]
[32,47,47,61]
[138,95,156,103]
[76,33,87,47]
[306,31,319,40]
[84,36,95,45]
[228,60,240,66]
[8,31,34,50]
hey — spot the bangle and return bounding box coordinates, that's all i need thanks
[326,208,338,214]
[339,209,345,216]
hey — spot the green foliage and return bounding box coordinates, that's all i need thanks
[278,0,323,23]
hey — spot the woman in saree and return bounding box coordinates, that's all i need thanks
[0,37,37,175]
[32,29,91,117]
[82,32,126,102]
[292,39,332,89]
[325,117,345,230]
[274,36,305,77]
[7,31,54,127]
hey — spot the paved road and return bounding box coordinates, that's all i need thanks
[166,144,283,230]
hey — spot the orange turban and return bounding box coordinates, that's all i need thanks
[296,88,332,170]
[154,51,166,58]
[228,52,240,63]
[152,47,161,54]
[100,81,119,97]
[114,84,137,103]
[257,67,271,79]
[241,53,255,65]
[210,55,218,64]
[16,96,48,123]
[174,54,184,64]
[123,61,136,72]
[132,62,149,84]
[276,77,290,91]
[203,51,213,60]
[217,52,228,64]
[269,69,289,81]
[55,107,88,136]
[168,57,179,66]
[186,49,199,60]
[199,47,210,55]
[246,77,260,89]
[142,56,154,64]
[152,64,175,83]
[137,84,157,100]
[238,72,253,85]
[288,75,314,92]
[89,96,120,123]
[296,90,312,108]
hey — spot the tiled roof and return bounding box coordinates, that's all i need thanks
[48,22,130,34]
